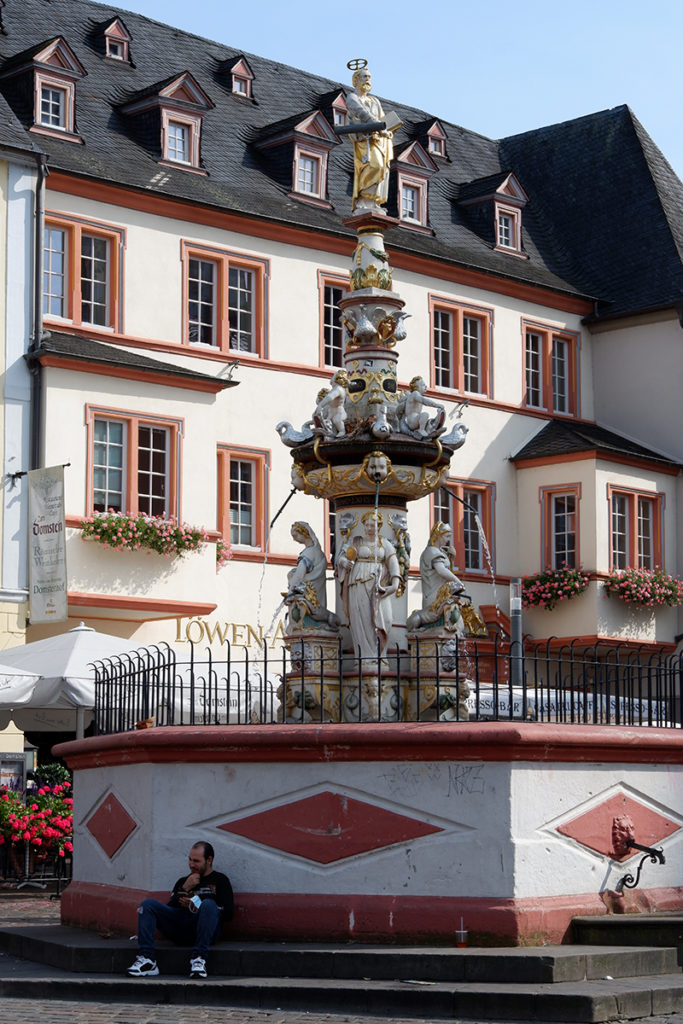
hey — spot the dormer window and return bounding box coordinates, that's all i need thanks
[100,17,132,63]
[394,141,437,231]
[331,93,348,127]
[228,57,254,99]
[255,109,338,208]
[424,120,447,159]
[0,37,88,142]
[494,199,525,255]
[120,72,214,174]
[458,171,528,257]
[161,109,203,166]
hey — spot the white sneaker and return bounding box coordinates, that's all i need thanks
[190,955,207,978]
[127,954,159,977]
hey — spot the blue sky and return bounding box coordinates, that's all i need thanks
[104,0,683,180]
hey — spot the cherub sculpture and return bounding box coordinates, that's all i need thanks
[399,377,446,439]
[310,369,348,438]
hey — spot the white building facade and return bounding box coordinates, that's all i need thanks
[0,0,680,672]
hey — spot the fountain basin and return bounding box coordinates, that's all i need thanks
[56,722,683,944]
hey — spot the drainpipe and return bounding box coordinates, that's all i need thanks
[29,153,49,470]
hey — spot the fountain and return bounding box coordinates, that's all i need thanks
[277,60,484,725]
[54,60,683,952]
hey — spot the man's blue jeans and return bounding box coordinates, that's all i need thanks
[137,898,222,958]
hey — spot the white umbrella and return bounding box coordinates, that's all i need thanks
[0,623,139,736]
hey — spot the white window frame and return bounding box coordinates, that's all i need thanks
[40,84,66,129]
[297,153,320,196]
[167,121,189,163]
[93,418,127,513]
[80,233,110,327]
[187,257,217,345]
[494,202,522,253]
[551,492,577,569]
[401,182,420,222]
[43,226,68,318]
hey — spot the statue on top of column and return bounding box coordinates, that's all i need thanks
[346,60,400,213]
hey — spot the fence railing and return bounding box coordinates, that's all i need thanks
[93,638,682,733]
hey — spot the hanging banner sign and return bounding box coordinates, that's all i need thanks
[28,465,68,624]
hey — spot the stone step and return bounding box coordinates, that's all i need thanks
[0,924,680,984]
[573,915,683,965]
[0,969,682,1022]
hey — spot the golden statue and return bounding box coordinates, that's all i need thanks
[346,60,399,212]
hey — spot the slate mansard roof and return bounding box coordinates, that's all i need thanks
[511,419,681,470]
[0,0,682,318]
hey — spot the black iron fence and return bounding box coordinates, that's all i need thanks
[93,638,682,733]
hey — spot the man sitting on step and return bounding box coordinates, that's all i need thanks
[127,840,233,979]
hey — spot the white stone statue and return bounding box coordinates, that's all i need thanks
[284,522,338,633]
[346,62,395,213]
[335,508,401,660]
[400,376,446,439]
[311,369,348,438]
[407,521,465,632]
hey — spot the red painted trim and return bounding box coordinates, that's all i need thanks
[39,354,224,393]
[479,604,510,635]
[521,319,580,418]
[216,443,271,553]
[317,270,349,369]
[515,450,680,476]
[84,404,184,520]
[539,482,582,570]
[47,173,593,315]
[526,634,677,655]
[68,592,216,616]
[61,881,683,944]
[54,721,683,770]
[44,211,125,334]
[428,294,493,397]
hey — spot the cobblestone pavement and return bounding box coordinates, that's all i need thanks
[0,999,680,1024]
[0,893,62,923]
[0,1001,478,1024]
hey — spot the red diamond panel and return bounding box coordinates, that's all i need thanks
[557,791,679,860]
[219,791,443,863]
[86,793,137,858]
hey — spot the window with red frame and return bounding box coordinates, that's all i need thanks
[183,243,267,356]
[318,273,348,368]
[88,409,181,518]
[523,321,578,416]
[43,216,124,330]
[609,487,662,570]
[431,297,492,396]
[540,486,581,569]
[217,446,269,552]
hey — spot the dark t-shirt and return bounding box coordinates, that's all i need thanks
[169,869,234,919]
